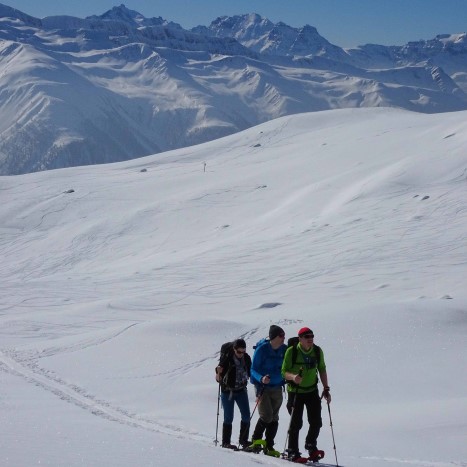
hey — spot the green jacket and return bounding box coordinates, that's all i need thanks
[281,343,326,393]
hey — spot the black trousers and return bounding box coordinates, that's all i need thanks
[287,390,322,453]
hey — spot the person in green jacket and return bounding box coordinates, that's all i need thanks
[281,327,331,462]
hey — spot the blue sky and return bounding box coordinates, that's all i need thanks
[3,0,467,47]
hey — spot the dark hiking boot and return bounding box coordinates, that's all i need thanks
[238,421,250,448]
[264,420,278,452]
[221,443,238,450]
[251,418,266,441]
[288,452,308,464]
[222,423,233,447]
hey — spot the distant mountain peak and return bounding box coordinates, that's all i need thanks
[197,12,342,58]
[0,2,41,26]
[207,13,274,40]
[85,3,171,29]
[214,13,270,25]
[300,24,320,35]
[98,4,144,24]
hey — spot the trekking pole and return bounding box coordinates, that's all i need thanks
[326,401,339,466]
[281,368,303,458]
[250,384,265,423]
[214,383,221,446]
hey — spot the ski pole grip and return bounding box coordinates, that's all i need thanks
[292,367,304,391]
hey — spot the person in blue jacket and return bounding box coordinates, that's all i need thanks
[249,325,287,456]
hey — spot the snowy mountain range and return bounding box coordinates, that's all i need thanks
[1,3,466,174]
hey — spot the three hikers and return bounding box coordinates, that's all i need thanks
[215,325,331,462]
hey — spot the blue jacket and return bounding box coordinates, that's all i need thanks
[250,339,287,388]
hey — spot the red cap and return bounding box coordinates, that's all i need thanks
[298,327,313,337]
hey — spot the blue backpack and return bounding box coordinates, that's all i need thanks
[253,337,269,351]
[250,338,270,385]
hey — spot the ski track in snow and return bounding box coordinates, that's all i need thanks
[0,322,222,444]
[0,321,269,441]
[0,346,212,444]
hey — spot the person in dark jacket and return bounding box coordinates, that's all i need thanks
[215,338,252,449]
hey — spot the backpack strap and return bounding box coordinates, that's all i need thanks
[291,343,298,366]
[290,344,321,370]
[288,344,322,390]
[315,345,321,367]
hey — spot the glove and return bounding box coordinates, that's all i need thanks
[321,386,331,402]
[215,365,223,383]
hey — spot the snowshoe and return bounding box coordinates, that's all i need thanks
[265,447,281,457]
[221,443,239,450]
[283,450,309,463]
[248,439,266,453]
[308,449,325,462]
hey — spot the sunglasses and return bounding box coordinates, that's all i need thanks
[278,333,285,338]
[301,334,314,339]
[234,348,246,354]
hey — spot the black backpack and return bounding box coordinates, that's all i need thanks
[286,337,321,386]
[214,342,233,387]
[216,341,249,391]
[220,341,234,358]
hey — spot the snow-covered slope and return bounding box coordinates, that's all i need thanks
[1,107,466,467]
[0,5,467,175]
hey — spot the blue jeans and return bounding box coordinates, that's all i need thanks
[221,388,251,425]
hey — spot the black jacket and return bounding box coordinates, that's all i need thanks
[218,350,251,393]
